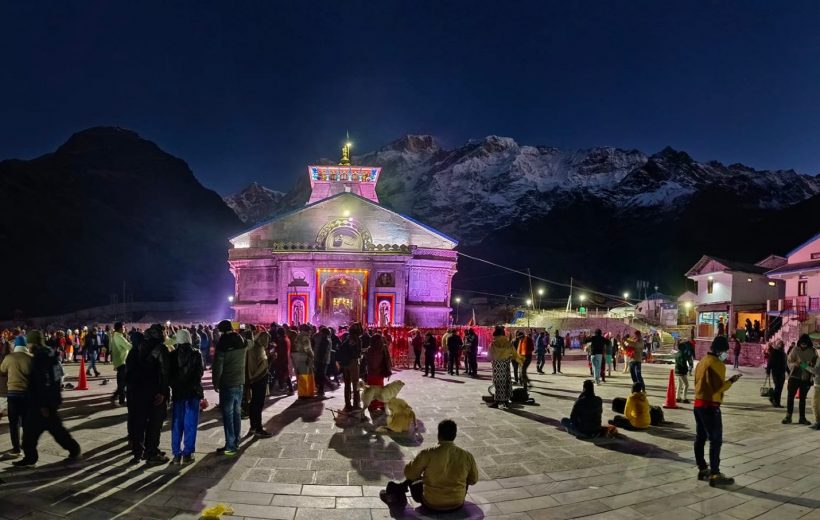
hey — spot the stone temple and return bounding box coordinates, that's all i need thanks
[228,142,458,327]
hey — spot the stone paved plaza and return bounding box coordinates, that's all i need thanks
[1,358,819,520]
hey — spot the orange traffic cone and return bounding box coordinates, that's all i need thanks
[76,357,89,391]
[662,369,678,409]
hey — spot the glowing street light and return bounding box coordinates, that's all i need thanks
[227,296,235,303]
[623,292,629,299]
[343,209,351,217]
[537,287,545,310]
[526,298,532,306]
[579,294,587,302]
[454,296,461,324]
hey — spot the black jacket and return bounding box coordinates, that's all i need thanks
[583,334,607,356]
[29,346,64,408]
[170,343,204,400]
[570,392,602,435]
[767,347,788,377]
[464,332,478,352]
[447,334,463,351]
[126,337,170,398]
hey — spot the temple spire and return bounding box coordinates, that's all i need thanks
[339,131,352,166]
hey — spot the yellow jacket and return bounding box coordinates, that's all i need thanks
[404,441,478,510]
[694,352,734,404]
[489,336,523,364]
[624,392,651,429]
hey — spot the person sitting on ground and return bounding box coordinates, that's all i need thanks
[609,382,651,430]
[561,380,603,438]
[380,419,478,511]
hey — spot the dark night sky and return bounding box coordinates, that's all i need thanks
[2,1,819,195]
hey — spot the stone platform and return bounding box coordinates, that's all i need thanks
[1,358,818,520]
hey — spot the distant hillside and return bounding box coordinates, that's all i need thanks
[0,127,244,318]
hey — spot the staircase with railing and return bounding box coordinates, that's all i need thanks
[766,296,820,345]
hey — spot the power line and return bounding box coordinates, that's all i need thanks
[456,251,632,304]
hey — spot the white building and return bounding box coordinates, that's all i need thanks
[685,255,785,339]
[766,232,820,320]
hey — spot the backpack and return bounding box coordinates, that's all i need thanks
[511,387,534,404]
[650,405,665,426]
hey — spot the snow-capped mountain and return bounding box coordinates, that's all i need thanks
[224,181,287,224]
[227,135,820,245]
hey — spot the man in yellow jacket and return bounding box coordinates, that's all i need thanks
[381,419,478,511]
[693,336,741,487]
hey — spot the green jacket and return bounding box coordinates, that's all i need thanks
[110,331,132,368]
[212,332,247,389]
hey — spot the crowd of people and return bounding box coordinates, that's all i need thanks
[0,320,817,511]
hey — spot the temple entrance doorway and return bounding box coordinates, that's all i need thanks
[321,275,364,327]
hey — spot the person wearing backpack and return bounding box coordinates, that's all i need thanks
[13,330,80,467]
[169,329,204,464]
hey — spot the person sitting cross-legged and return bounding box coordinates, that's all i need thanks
[609,382,651,430]
[561,380,603,438]
[380,419,478,511]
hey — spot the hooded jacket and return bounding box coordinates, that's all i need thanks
[246,333,270,384]
[126,331,171,398]
[28,345,65,408]
[212,331,247,389]
[170,342,204,400]
[624,392,651,429]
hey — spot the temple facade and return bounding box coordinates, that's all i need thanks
[228,144,458,327]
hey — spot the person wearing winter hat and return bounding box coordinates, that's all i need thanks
[783,334,818,425]
[0,332,33,456]
[13,329,81,467]
[125,324,171,465]
[169,328,204,464]
[212,320,246,456]
[692,335,741,487]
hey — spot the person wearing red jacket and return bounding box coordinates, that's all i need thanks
[517,331,535,388]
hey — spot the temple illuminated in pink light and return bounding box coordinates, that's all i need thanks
[227,141,458,327]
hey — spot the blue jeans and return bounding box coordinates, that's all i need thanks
[86,350,98,373]
[220,386,243,451]
[630,361,644,386]
[694,406,723,474]
[171,397,201,457]
[591,354,603,383]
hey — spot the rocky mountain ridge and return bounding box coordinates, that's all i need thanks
[228,134,820,244]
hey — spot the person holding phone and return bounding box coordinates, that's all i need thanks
[693,335,741,487]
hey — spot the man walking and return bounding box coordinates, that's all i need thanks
[212,320,247,456]
[0,338,32,457]
[109,322,131,406]
[13,330,81,467]
[84,326,102,377]
[411,329,423,370]
[535,331,547,374]
[582,329,607,385]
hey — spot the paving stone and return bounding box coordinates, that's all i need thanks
[301,484,362,497]
[2,361,818,520]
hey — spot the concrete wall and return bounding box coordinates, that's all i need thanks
[691,271,733,304]
[694,339,765,366]
[789,236,820,263]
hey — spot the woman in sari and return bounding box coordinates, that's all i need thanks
[488,325,523,408]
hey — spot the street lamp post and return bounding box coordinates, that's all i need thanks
[526,298,532,327]
[579,294,586,314]
[454,296,461,324]
[537,288,544,311]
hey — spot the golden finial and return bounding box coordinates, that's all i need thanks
[339,131,352,166]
